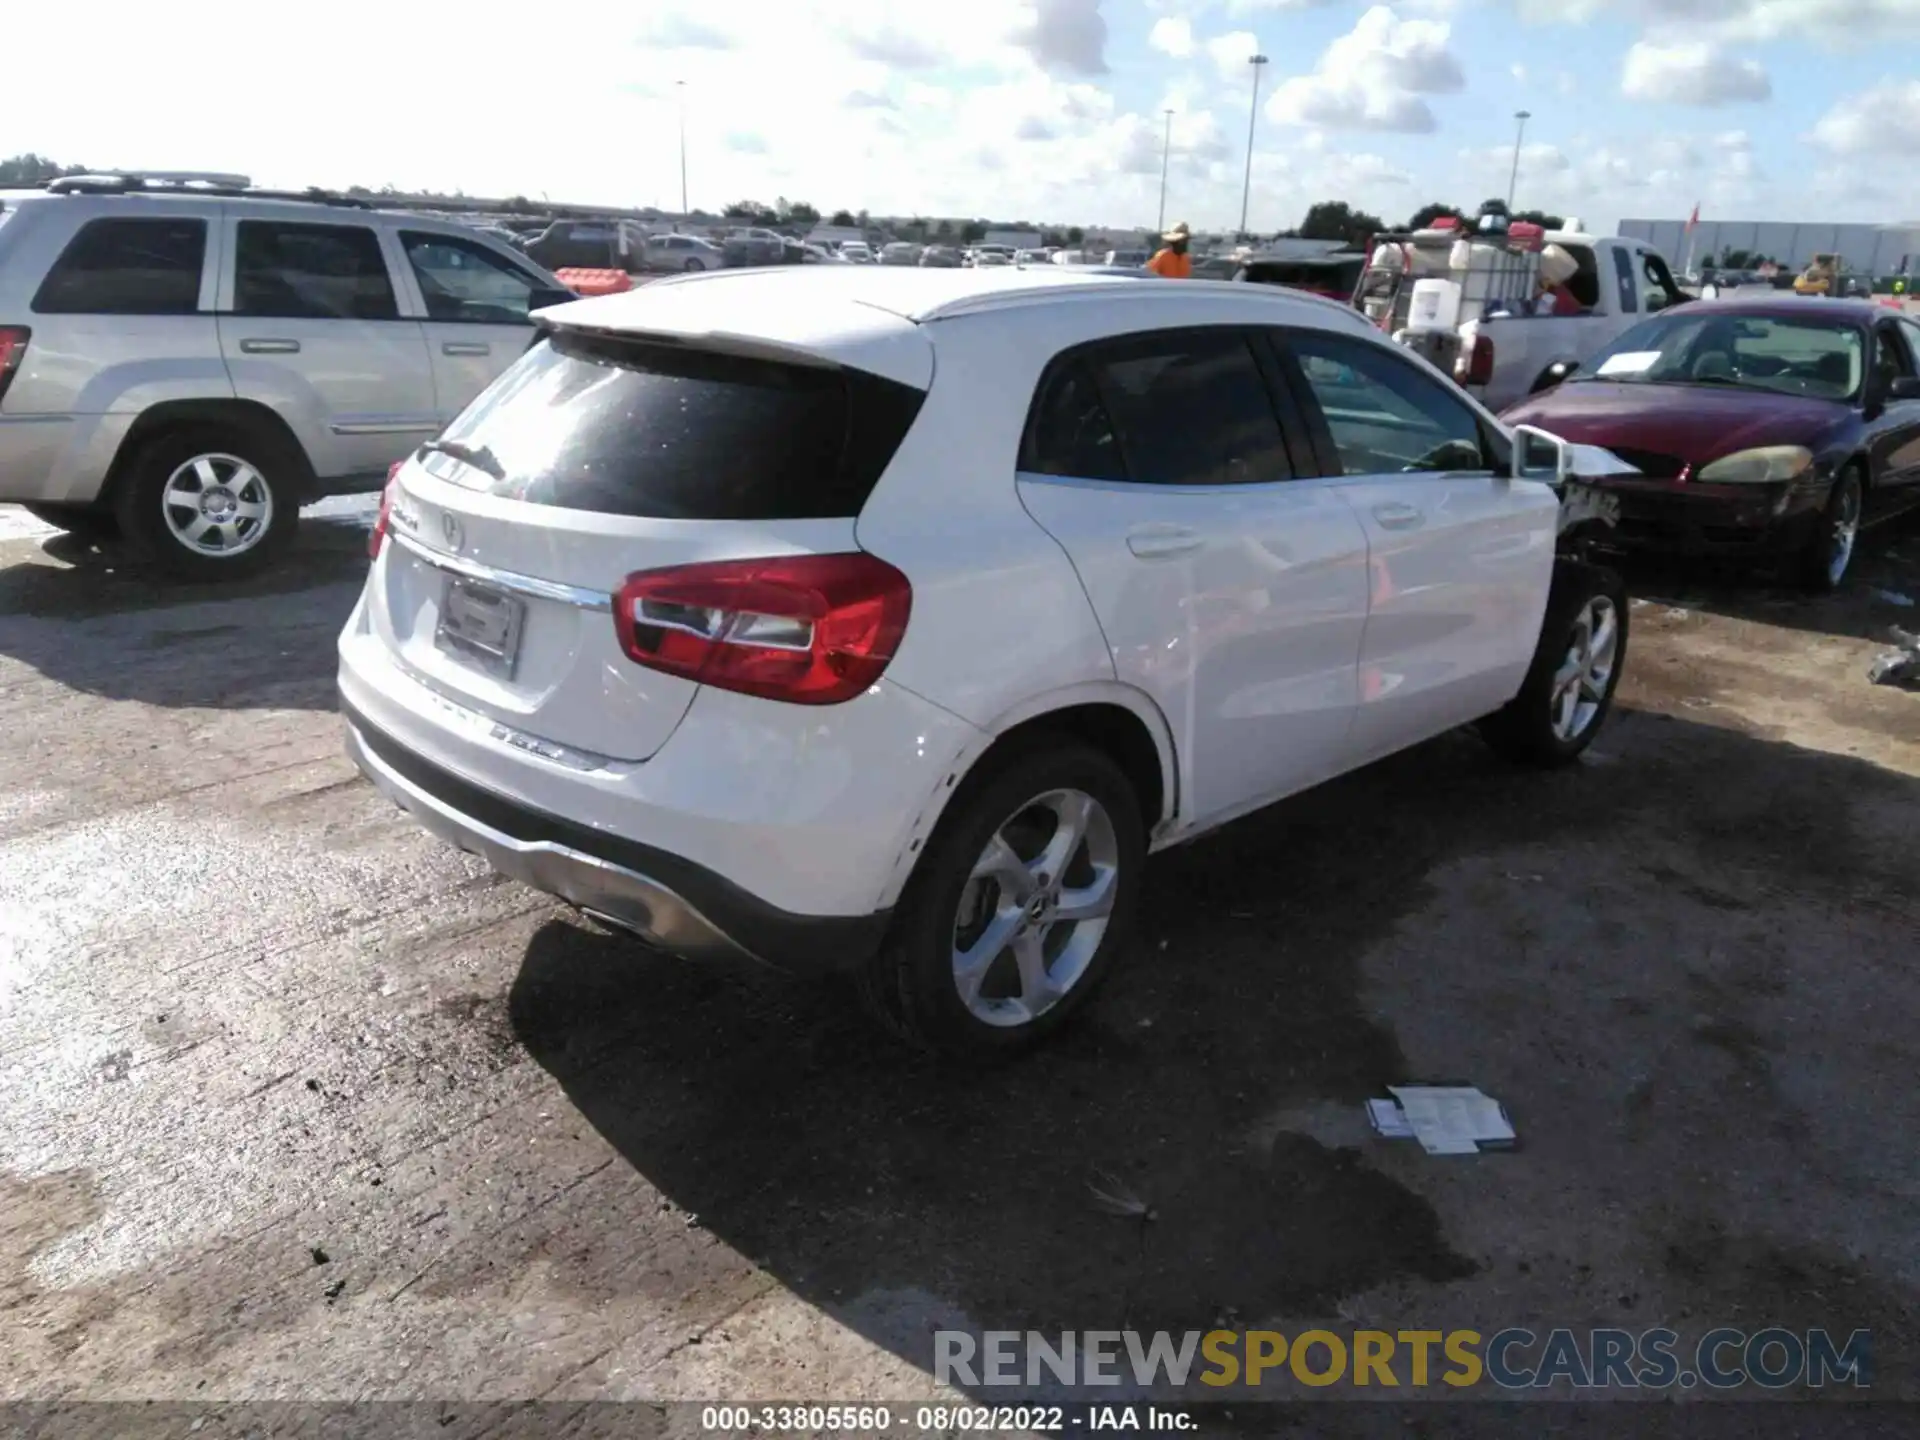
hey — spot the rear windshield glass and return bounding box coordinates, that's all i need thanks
[421,330,924,520]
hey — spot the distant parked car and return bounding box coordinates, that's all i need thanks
[0,175,569,579]
[722,227,791,267]
[644,233,724,273]
[919,246,963,269]
[1106,249,1151,267]
[1502,297,1920,591]
[841,241,875,263]
[880,242,922,266]
[520,219,639,273]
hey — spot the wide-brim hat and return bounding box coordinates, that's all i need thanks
[1163,222,1192,241]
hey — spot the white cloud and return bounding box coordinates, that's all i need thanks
[1809,78,1920,154]
[1510,62,1529,82]
[1265,5,1466,133]
[1621,40,1772,105]
[1207,30,1265,81]
[1149,16,1195,57]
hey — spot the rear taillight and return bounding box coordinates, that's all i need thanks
[614,552,912,706]
[0,327,29,406]
[1458,333,1495,388]
[369,461,403,559]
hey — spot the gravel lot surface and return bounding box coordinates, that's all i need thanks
[2,501,1916,1430]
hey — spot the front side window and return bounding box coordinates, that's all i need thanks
[234,221,398,321]
[33,217,206,315]
[401,232,541,324]
[1283,330,1490,475]
[1873,322,1916,388]
[1578,312,1863,401]
[1085,331,1293,486]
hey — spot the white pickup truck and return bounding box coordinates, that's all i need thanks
[1359,223,1689,415]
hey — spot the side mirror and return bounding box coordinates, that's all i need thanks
[1888,375,1920,402]
[528,285,575,312]
[1510,423,1571,483]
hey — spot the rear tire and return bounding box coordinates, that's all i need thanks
[112,424,300,581]
[1478,561,1628,767]
[22,502,118,541]
[1797,465,1862,593]
[859,738,1145,1058]
[683,258,704,272]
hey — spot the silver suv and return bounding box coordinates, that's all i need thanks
[0,174,569,578]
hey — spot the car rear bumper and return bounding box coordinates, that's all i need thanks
[342,697,889,976]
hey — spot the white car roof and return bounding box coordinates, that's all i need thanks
[536,265,1379,389]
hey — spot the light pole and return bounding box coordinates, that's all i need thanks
[677,80,689,216]
[1240,54,1269,239]
[1506,109,1530,211]
[1157,108,1174,235]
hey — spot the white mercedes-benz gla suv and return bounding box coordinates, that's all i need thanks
[338,266,1629,1055]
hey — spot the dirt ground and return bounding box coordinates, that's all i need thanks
[1,502,1916,1431]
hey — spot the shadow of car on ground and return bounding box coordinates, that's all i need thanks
[1603,522,1919,645]
[506,708,1920,1406]
[0,506,372,711]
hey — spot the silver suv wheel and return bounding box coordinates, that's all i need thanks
[161,453,274,558]
[951,787,1120,1028]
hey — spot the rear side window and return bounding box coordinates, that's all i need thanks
[422,330,926,520]
[1094,331,1294,486]
[1022,360,1126,481]
[32,217,206,315]
[234,221,398,320]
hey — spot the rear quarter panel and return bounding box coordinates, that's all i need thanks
[851,306,1121,732]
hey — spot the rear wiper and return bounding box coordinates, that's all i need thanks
[416,438,506,480]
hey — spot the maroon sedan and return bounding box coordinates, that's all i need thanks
[1503,297,1920,590]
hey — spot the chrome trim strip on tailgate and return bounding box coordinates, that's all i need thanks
[390,529,612,612]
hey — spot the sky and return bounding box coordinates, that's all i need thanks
[12,0,1920,235]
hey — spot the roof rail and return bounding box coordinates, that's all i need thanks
[43,172,372,209]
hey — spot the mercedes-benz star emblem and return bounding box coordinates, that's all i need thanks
[441,513,464,550]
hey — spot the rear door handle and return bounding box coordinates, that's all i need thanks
[442,341,491,356]
[1371,502,1424,530]
[237,338,300,354]
[1126,525,1205,559]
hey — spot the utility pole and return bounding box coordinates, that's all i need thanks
[1157,109,1174,235]
[1240,54,1269,239]
[677,80,690,216]
[1506,110,1530,211]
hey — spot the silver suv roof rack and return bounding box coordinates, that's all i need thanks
[43,172,372,209]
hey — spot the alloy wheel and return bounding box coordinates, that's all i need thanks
[1549,595,1620,743]
[161,453,273,558]
[1827,473,1861,586]
[951,788,1120,1028]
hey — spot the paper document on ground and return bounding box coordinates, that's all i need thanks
[1387,1086,1515,1155]
[1367,1099,1415,1138]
